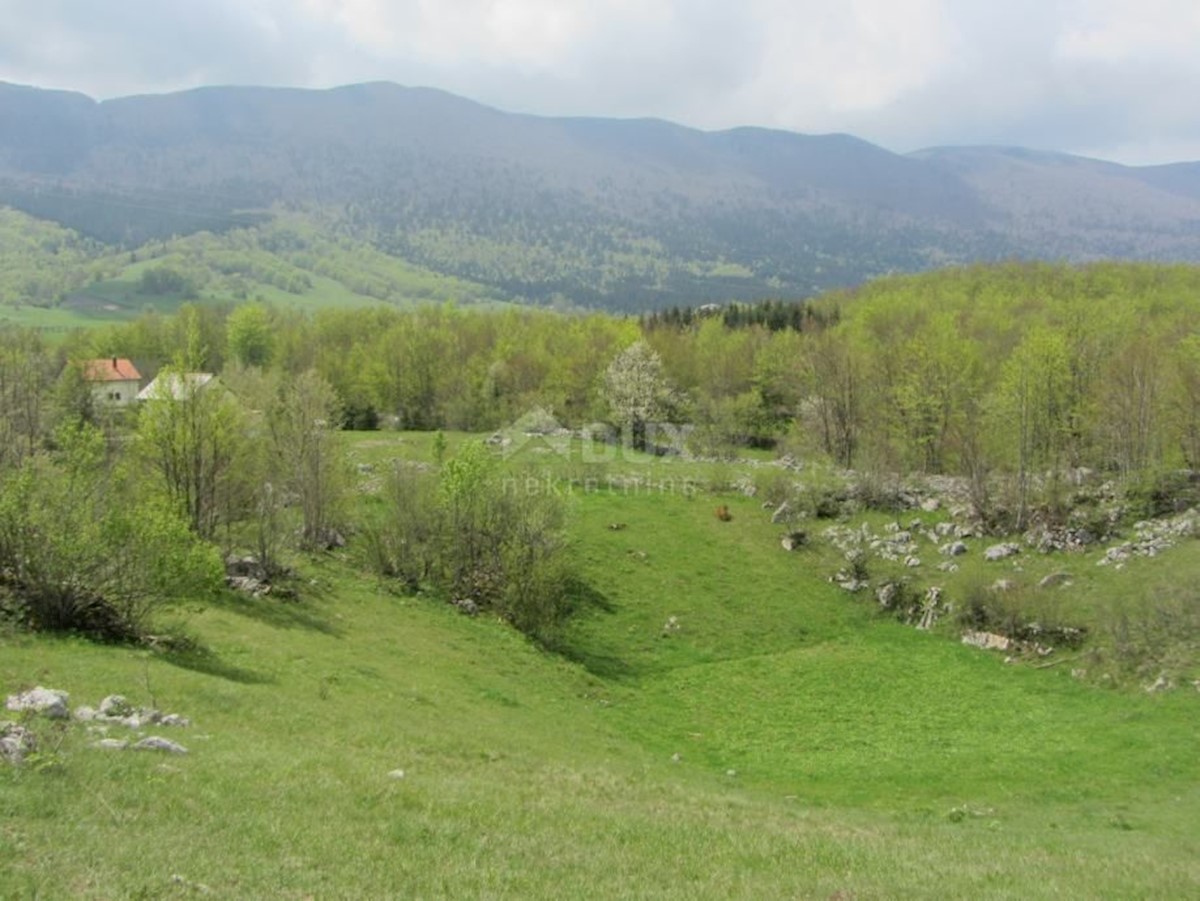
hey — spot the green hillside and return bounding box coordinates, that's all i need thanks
[3,432,1198,898]
[0,208,509,331]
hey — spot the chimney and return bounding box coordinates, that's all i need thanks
[112,357,118,369]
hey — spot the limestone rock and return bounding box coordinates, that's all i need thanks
[1,722,36,764]
[5,686,70,719]
[1039,571,1073,589]
[961,631,1011,651]
[132,736,189,754]
[99,695,134,718]
[984,543,1021,562]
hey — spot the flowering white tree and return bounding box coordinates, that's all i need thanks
[602,340,677,451]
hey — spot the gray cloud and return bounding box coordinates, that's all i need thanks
[0,0,1198,164]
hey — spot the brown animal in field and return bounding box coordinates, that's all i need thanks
[715,505,733,522]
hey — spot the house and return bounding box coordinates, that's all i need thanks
[136,372,218,402]
[82,358,142,407]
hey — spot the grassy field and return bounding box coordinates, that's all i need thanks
[2,435,1199,899]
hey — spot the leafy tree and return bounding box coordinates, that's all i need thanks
[267,369,347,549]
[602,340,679,451]
[227,303,275,368]
[136,367,247,539]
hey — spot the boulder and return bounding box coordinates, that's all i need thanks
[941,541,968,557]
[5,687,70,719]
[961,631,1011,651]
[1,722,36,764]
[99,695,134,718]
[984,543,1020,562]
[1038,571,1072,589]
[780,530,807,551]
[451,598,479,616]
[132,736,189,754]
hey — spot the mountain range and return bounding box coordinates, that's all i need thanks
[3,80,1200,310]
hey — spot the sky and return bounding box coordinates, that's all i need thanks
[1,0,1199,165]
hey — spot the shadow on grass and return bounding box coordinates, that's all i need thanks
[157,645,277,685]
[207,586,344,637]
[553,578,641,681]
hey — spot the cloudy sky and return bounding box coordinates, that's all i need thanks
[2,0,1198,165]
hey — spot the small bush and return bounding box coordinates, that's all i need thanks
[0,425,223,641]
[365,443,577,645]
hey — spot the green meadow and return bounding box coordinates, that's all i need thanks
[3,434,1198,899]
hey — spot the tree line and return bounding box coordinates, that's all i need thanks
[4,259,1200,642]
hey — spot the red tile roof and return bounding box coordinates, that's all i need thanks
[82,358,141,382]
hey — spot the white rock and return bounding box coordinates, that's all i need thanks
[94,738,130,751]
[961,631,1011,651]
[132,736,188,754]
[984,543,1020,562]
[387,769,406,780]
[99,695,134,718]
[74,706,97,722]
[1,722,36,764]
[5,687,70,719]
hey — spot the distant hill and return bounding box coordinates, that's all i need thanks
[3,80,1200,310]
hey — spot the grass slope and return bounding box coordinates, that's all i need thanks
[2,446,1199,898]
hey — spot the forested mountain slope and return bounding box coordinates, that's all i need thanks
[3,81,1200,310]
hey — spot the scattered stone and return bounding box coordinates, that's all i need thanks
[940,541,968,557]
[451,598,480,616]
[387,769,406,780]
[875,582,898,608]
[224,554,265,579]
[725,769,738,778]
[1,722,36,764]
[227,575,267,596]
[770,501,793,524]
[1071,668,1087,679]
[904,555,921,568]
[1039,571,1073,589]
[1145,674,1172,694]
[920,498,941,512]
[670,752,682,763]
[780,530,807,551]
[991,579,1016,592]
[94,738,130,751]
[662,615,681,635]
[916,587,943,630]
[159,714,191,728]
[937,561,960,573]
[99,695,134,718]
[74,705,97,722]
[607,522,627,531]
[984,543,1021,562]
[5,686,70,719]
[962,631,1011,651]
[132,736,189,754]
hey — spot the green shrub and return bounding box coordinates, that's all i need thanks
[365,443,577,645]
[0,424,223,640]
